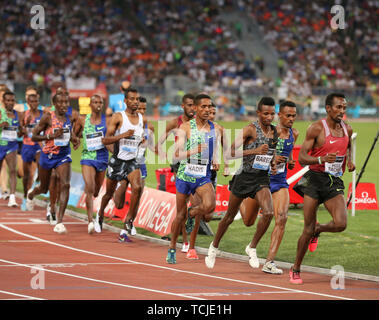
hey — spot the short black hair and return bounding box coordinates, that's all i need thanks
[325,93,345,107]
[257,96,275,111]
[182,93,195,103]
[3,91,15,100]
[194,93,211,105]
[139,96,147,103]
[279,100,297,111]
[123,87,138,99]
[52,92,67,104]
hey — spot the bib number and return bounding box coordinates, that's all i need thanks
[325,156,345,177]
[120,135,141,155]
[85,131,104,151]
[252,148,275,171]
[184,162,207,178]
[54,128,71,146]
[1,126,18,141]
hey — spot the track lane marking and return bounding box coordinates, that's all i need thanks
[0,223,354,300]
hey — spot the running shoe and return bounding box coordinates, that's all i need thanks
[185,207,194,234]
[2,191,9,200]
[53,223,67,234]
[181,242,189,253]
[262,261,283,274]
[21,198,27,211]
[166,248,176,264]
[118,232,132,243]
[289,267,303,284]
[8,194,18,207]
[94,209,102,233]
[245,244,260,268]
[309,232,320,252]
[88,221,95,234]
[125,219,134,235]
[205,242,219,269]
[26,189,34,210]
[186,249,199,260]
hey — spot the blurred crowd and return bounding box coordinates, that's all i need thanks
[0,0,377,104]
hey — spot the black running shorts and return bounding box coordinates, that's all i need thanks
[293,170,345,204]
[229,170,270,199]
[106,156,140,182]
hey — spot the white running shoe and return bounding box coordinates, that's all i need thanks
[94,209,101,233]
[8,194,18,207]
[245,245,260,268]
[262,261,283,275]
[205,242,219,269]
[88,221,95,234]
[131,225,137,236]
[54,223,67,234]
[26,189,34,210]
[181,242,189,253]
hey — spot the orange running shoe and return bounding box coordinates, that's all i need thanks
[186,249,199,260]
[289,267,303,284]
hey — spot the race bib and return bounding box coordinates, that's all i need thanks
[325,156,345,177]
[184,162,208,178]
[85,131,104,151]
[275,156,288,174]
[120,135,141,154]
[1,126,18,141]
[252,148,275,171]
[54,128,71,146]
[26,124,36,138]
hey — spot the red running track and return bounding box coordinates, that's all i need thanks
[0,198,378,302]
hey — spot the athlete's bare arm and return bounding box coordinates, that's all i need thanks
[345,123,356,172]
[288,128,299,169]
[31,112,63,142]
[298,121,336,165]
[101,112,134,145]
[155,117,178,157]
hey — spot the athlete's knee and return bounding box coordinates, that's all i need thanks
[85,185,95,196]
[334,220,347,232]
[261,209,274,221]
[276,212,288,227]
[60,182,70,192]
[131,183,142,195]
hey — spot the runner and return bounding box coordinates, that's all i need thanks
[74,95,109,234]
[94,87,146,243]
[155,93,196,252]
[166,93,224,264]
[0,84,11,199]
[20,93,43,211]
[238,100,298,274]
[205,96,278,269]
[0,91,22,207]
[186,102,229,260]
[27,93,80,234]
[289,93,355,284]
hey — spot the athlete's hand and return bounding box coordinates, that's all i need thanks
[323,152,337,163]
[347,161,355,172]
[122,129,135,139]
[256,144,269,155]
[0,121,8,128]
[270,161,277,175]
[212,161,220,171]
[71,136,80,150]
[223,165,230,177]
[52,127,64,139]
[275,155,287,164]
[288,159,296,170]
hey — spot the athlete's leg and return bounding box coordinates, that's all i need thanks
[212,192,244,248]
[5,151,17,195]
[123,169,143,223]
[170,191,190,250]
[319,194,347,233]
[249,187,274,248]
[55,162,71,224]
[293,195,319,271]
[189,183,216,222]
[94,169,106,198]
[266,188,289,261]
[28,166,52,199]
[22,160,33,198]
[82,164,97,222]
[98,178,118,220]
[239,197,260,227]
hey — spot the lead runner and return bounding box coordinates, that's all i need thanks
[290,93,355,284]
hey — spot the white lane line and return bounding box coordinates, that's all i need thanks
[0,223,354,300]
[0,258,204,301]
[0,222,86,225]
[0,290,44,300]
[0,262,135,267]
